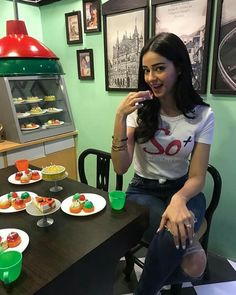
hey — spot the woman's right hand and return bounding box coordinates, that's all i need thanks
[116,90,153,117]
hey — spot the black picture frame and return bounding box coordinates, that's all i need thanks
[151,0,213,94]
[65,11,83,45]
[211,0,236,94]
[102,0,149,91]
[77,49,94,80]
[83,0,101,33]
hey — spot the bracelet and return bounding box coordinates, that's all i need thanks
[112,143,127,152]
[112,136,128,142]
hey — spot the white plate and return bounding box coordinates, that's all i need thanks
[30,109,47,115]
[8,170,42,185]
[46,108,63,113]
[25,98,43,103]
[44,121,64,128]
[0,191,38,213]
[61,193,106,216]
[26,198,61,216]
[17,112,31,118]
[0,228,29,253]
[21,124,40,131]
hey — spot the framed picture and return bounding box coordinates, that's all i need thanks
[65,11,83,45]
[211,0,236,94]
[77,49,94,80]
[83,0,101,33]
[102,0,149,91]
[152,0,213,94]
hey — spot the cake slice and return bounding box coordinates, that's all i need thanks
[33,196,56,213]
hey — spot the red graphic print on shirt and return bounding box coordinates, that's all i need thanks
[143,128,182,156]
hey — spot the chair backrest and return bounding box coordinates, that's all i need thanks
[200,163,222,252]
[78,148,123,192]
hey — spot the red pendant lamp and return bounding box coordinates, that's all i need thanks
[0,0,64,76]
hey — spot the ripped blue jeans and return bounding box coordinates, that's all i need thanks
[126,173,206,295]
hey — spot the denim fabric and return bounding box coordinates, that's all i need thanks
[126,174,206,295]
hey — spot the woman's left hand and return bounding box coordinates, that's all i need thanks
[158,195,194,249]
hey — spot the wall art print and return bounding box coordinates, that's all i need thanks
[152,0,213,94]
[83,0,101,33]
[65,11,83,45]
[102,0,149,91]
[211,0,236,94]
[77,49,94,80]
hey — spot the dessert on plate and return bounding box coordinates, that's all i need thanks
[83,200,95,213]
[7,232,21,247]
[20,192,31,203]
[33,196,56,213]
[69,193,95,214]
[41,164,66,181]
[31,170,41,180]
[0,236,8,251]
[12,198,26,210]
[0,196,11,209]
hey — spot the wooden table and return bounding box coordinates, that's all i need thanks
[0,166,148,295]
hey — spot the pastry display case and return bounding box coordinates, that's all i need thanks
[0,75,75,143]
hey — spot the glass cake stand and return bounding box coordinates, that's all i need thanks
[26,199,61,227]
[43,172,68,192]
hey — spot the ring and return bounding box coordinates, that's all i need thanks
[185,223,192,228]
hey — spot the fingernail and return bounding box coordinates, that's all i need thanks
[176,245,179,250]
[157,228,160,232]
[182,245,186,250]
[190,239,193,245]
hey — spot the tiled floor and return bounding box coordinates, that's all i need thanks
[114,252,236,295]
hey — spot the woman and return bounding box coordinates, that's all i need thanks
[111,32,214,294]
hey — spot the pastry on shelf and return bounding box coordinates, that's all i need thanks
[41,164,66,181]
[47,119,60,125]
[13,97,24,103]
[30,106,43,114]
[33,196,56,213]
[44,95,56,101]
[26,96,39,101]
[21,122,39,129]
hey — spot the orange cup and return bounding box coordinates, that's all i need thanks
[15,159,29,171]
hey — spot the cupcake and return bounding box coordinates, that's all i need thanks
[83,200,94,213]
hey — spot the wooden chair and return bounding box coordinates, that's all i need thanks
[78,148,123,191]
[123,163,222,295]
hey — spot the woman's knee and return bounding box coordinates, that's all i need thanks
[181,241,207,278]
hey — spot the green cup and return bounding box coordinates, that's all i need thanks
[0,250,22,284]
[109,190,126,210]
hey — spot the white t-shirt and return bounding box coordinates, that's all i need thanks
[127,105,214,180]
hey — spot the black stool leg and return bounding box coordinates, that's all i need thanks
[123,251,135,281]
[170,284,182,295]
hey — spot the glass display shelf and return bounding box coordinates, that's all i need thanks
[0,75,75,143]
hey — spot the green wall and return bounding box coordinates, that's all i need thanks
[1,0,235,260]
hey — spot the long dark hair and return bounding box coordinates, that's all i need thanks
[135,32,209,143]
